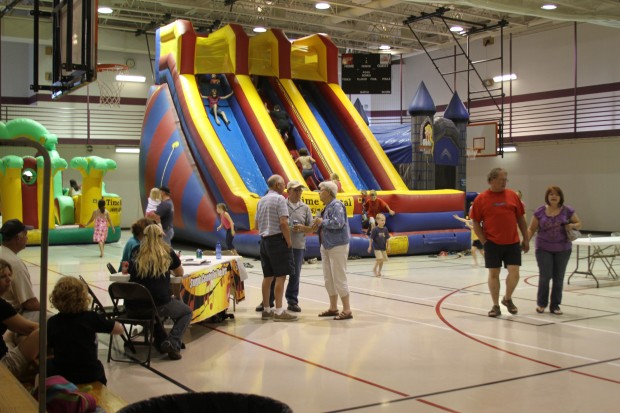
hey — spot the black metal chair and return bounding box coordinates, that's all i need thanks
[78,275,111,317]
[107,282,164,367]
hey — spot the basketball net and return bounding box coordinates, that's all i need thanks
[466,147,479,160]
[96,64,128,107]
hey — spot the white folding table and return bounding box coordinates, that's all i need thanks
[568,236,620,287]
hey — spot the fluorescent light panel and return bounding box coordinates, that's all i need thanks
[253,27,267,33]
[315,2,330,10]
[503,145,517,152]
[116,147,140,154]
[493,73,517,82]
[541,4,557,10]
[98,6,113,14]
[116,74,146,83]
[379,45,391,50]
[450,25,464,32]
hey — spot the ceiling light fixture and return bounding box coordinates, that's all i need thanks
[253,26,267,33]
[98,6,113,14]
[492,73,517,83]
[541,4,557,10]
[449,25,464,32]
[115,147,140,154]
[503,145,517,153]
[116,74,146,83]
[379,45,391,50]
[315,2,330,10]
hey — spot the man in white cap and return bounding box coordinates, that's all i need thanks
[0,219,40,322]
[284,180,313,312]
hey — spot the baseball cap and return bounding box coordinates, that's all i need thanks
[0,219,34,240]
[286,180,307,191]
[159,186,171,195]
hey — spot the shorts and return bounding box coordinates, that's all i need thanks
[484,241,521,268]
[374,250,388,261]
[1,346,30,381]
[259,234,293,277]
[472,240,484,250]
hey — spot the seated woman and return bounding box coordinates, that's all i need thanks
[118,217,155,272]
[0,259,40,382]
[48,276,123,384]
[127,225,191,361]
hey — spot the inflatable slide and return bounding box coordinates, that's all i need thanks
[141,20,469,257]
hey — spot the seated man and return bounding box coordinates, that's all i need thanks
[0,219,40,322]
[0,259,39,381]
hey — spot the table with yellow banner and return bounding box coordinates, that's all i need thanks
[111,255,247,324]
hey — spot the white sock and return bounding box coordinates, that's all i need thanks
[275,307,284,315]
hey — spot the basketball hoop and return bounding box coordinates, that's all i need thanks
[96,64,128,107]
[466,147,480,160]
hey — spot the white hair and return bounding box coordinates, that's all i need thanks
[319,181,338,197]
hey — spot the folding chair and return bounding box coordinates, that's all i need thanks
[78,275,111,317]
[107,282,164,367]
[106,262,118,275]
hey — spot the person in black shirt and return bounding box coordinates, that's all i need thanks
[128,225,190,360]
[269,104,292,142]
[0,258,39,381]
[48,276,123,384]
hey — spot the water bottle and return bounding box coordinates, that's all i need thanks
[215,241,222,259]
[196,249,203,259]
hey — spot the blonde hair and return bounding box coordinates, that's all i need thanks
[149,187,162,201]
[330,173,340,181]
[133,225,172,278]
[50,276,90,313]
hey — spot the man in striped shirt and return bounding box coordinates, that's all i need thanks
[255,175,297,322]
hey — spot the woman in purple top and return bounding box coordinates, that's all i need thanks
[528,186,581,315]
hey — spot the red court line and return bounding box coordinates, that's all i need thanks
[202,324,410,397]
[436,281,620,384]
[417,399,462,412]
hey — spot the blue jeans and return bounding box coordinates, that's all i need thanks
[163,227,174,245]
[157,298,191,351]
[268,248,304,306]
[536,248,572,309]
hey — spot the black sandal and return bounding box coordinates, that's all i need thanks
[488,305,501,317]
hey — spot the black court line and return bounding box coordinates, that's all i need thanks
[325,355,620,412]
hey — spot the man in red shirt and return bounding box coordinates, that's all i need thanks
[363,190,395,232]
[470,168,529,318]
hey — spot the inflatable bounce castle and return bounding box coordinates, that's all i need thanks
[141,20,471,258]
[0,118,121,244]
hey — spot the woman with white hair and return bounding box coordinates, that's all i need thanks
[313,181,352,320]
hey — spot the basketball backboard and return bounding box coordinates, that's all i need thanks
[50,0,98,99]
[466,122,498,157]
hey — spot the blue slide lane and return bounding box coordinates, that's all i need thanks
[201,78,268,196]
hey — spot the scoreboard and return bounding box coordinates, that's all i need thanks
[341,53,391,95]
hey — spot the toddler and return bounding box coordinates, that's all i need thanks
[145,187,161,217]
[367,213,390,276]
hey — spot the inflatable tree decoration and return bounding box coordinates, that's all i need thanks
[70,156,117,224]
[0,118,64,225]
[36,156,68,228]
[0,155,25,220]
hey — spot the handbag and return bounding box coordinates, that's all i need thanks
[566,226,581,241]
